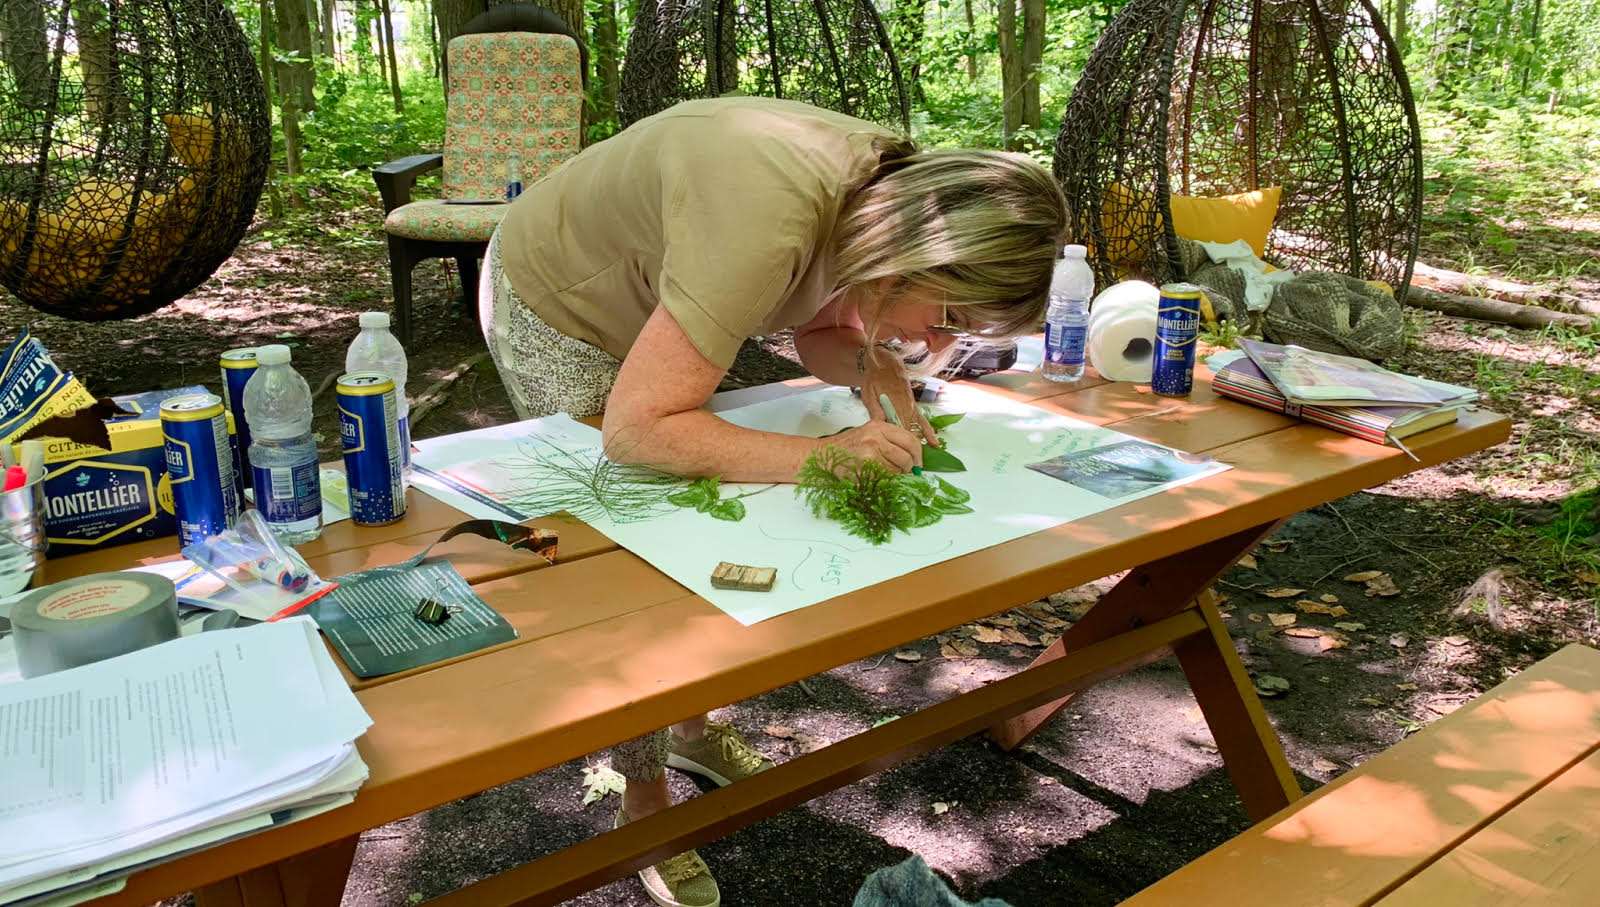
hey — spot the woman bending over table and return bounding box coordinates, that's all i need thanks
[481,95,1066,907]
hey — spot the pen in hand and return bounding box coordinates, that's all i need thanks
[877,393,924,477]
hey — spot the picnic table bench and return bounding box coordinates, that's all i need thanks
[1123,642,1600,905]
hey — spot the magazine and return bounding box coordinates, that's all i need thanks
[1027,440,1227,499]
[1237,338,1476,408]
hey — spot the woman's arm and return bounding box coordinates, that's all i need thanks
[602,306,922,482]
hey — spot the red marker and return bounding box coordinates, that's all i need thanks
[2,465,25,492]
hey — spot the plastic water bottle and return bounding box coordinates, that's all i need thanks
[242,344,322,545]
[1042,244,1093,382]
[346,312,411,486]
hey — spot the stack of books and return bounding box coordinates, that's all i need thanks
[1208,339,1478,450]
[0,617,371,905]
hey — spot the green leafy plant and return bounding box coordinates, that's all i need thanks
[921,412,967,472]
[666,476,772,522]
[795,446,973,544]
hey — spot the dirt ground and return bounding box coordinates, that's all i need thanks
[3,206,1596,906]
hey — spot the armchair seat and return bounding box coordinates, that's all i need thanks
[383,200,508,242]
[373,4,584,345]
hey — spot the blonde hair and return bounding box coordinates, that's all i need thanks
[833,143,1069,361]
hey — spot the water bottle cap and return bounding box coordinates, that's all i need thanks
[1064,244,1088,259]
[256,344,292,366]
[358,312,391,329]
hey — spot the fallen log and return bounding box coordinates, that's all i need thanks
[409,352,493,428]
[1411,261,1596,315]
[1405,285,1594,331]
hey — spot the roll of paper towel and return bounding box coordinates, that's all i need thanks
[1088,281,1160,383]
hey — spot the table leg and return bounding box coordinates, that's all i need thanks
[193,834,359,907]
[1176,593,1301,820]
[988,520,1283,750]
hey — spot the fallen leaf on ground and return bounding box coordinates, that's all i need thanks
[1283,627,1323,638]
[970,625,1006,644]
[1261,587,1306,599]
[1427,700,1463,716]
[1443,635,1470,647]
[1237,554,1259,570]
[1254,629,1281,644]
[1037,633,1061,648]
[1345,570,1385,582]
[1319,634,1348,651]
[764,725,797,739]
[1002,627,1037,646]
[894,650,922,662]
[1578,565,1600,585]
[1320,593,1340,603]
[1269,612,1297,626]
[1396,683,1419,691]
[939,643,961,659]
[932,801,953,815]
[1365,575,1402,597]
[1196,741,1219,754]
[1263,539,1292,552]
[1310,758,1340,774]
[1334,621,1367,631]
[1358,697,1385,707]
[580,765,627,805]
[1389,634,1410,648]
[1183,706,1204,724]
[1247,613,1264,623]
[1254,674,1292,695]
[1296,600,1343,615]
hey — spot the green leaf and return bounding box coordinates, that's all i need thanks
[928,412,965,430]
[921,445,967,472]
[936,477,970,504]
[910,504,944,528]
[667,486,714,509]
[931,497,974,515]
[708,497,746,522]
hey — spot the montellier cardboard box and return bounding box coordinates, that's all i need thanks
[37,386,236,557]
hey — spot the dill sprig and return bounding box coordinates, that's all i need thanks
[499,439,686,524]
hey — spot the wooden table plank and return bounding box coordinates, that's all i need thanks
[1122,644,1600,906]
[1379,748,1600,906]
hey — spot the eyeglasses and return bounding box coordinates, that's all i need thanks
[927,303,964,336]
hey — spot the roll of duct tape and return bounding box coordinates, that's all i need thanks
[12,572,180,678]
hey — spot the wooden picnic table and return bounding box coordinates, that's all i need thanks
[41,365,1510,907]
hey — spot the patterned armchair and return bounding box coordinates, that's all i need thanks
[372,4,584,345]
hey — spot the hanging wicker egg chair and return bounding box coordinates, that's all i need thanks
[1053,0,1422,303]
[618,0,911,133]
[0,0,269,320]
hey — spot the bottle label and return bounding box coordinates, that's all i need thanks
[1045,322,1087,366]
[253,459,323,524]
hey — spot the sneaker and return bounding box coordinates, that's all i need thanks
[667,722,775,787]
[614,808,721,907]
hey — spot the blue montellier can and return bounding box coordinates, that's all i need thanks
[219,347,259,492]
[337,372,407,526]
[160,393,241,546]
[1151,283,1204,396]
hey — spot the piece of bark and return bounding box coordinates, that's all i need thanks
[1411,262,1592,313]
[1404,285,1593,330]
[710,561,777,592]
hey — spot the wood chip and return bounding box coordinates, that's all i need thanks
[710,561,777,591]
[1261,587,1306,598]
[1268,612,1297,626]
[1344,570,1385,582]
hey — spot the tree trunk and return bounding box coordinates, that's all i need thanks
[1392,0,1407,56]
[73,0,126,126]
[322,0,337,65]
[997,0,1023,150]
[379,0,403,111]
[260,0,286,217]
[434,0,485,46]
[273,0,309,206]
[353,0,370,77]
[372,3,388,87]
[1405,286,1593,331]
[963,0,978,82]
[1520,0,1541,94]
[593,0,620,123]
[544,0,583,35]
[0,0,51,108]
[1020,0,1043,138]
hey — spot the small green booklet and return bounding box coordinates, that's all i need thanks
[309,560,517,678]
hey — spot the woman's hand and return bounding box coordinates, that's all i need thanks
[825,421,922,473]
[858,345,940,449]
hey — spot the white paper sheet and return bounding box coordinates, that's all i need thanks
[411,386,1229,624]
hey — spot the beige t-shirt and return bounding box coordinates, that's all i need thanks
[496,96,896,368]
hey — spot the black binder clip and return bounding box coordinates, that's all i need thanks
[414,597,452,625]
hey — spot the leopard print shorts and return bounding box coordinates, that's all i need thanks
[480,229,622,421]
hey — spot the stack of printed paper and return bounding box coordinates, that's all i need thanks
[0,618,371,906]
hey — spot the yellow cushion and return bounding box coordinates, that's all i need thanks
[1167,186,1282,257]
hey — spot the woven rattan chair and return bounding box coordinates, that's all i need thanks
[618,0,909,132]
[1054,0,1422,302]
[373,4,584,345]
[0,0,268,320]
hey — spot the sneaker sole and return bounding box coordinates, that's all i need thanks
[665,752,734,787]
